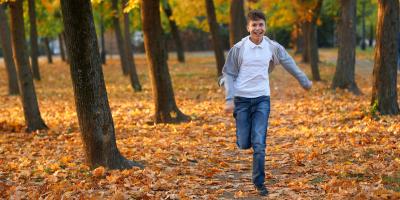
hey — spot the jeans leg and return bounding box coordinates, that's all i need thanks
[234,97,251,149]
[250,97,270,186]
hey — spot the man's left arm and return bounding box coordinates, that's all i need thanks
[275,44,312,90]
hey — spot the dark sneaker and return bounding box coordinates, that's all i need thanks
[255,185,269,196]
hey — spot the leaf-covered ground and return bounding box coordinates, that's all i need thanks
[0,49,399,199]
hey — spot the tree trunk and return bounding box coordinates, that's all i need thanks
[291,23,304,55]
[307,0,323,81]
[62,31,70,63]
[122,0,142,91]
[332,0,361,95]
[9,0,47,132]
[205,0,225,76]
[141,0,189,123]
[161,0,185,63]
[58,33,66,61]
[60,0,143,169]
[301,22,310,63]
[369,23,374,47]
[0,5,19,95]
[28,0,40,80]
[229,0,247,47]
[111,0,129,75]
[360,0,367,50]
[371,0,399,115]
[43,37,53,64]
[100,12,106,65]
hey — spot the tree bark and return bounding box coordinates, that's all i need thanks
[60,0,143,169]
[62,31,70,63]
[58,33,66,61]
[43,37,53,64]
[141,0,189,123]
[301,22,310,63]
[0,5,19,95]
[307,0,323,81]
[205,0,225,77]
[161,0,185,63]
[100,11,106,65]
[28,0,40,80]
[9,0,47,131]
[229,0,247,47]
[360,0,367,50]
[111,0,129,75]
[369,23,374,47]
[371,0,399,115]
[122,0,142,91]
[332,0,361,95]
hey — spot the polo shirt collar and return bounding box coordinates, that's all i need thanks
[248,37,266,49]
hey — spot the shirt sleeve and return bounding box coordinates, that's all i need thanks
[275,44,312,90]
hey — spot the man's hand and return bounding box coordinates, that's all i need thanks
[304,81,313,91]
[225,100,234,113]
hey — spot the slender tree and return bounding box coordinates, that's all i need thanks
[28,0,40,80]
[9,0,47,131]
[0,4,19,95]
[122,0,142,91]
[141,0,189,123]
[369,24,374,47]
[111,0,129,75]
[43,37,53,64]
[161,0,185,63]
[360,0,367,50]
[60,0,142,169]
[332,0,361,95]
[205,0,225,76]
[229,0,247,47]
[306,0,323,81]
[62,32,70,63]
[371,0,399,115]
[58,33,66,61]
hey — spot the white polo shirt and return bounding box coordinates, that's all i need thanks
[234,38,272,98]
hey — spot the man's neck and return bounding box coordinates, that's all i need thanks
[249,37,263,45]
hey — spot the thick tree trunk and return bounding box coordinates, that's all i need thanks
[28,0,40,80]
[205,0,225,77]
[9,0,47,132]
[43,37,53,64]
[0,5,19,95]
[58,33,66,61]
[111,0,129,75]
[332,0,361,95]
[162,0,185,63]
[122,0,142,91]
[229,0,247,47]
[371,0,399,115]
[60,0,143,169]
[141,0,189,123]
[100,13,106,65]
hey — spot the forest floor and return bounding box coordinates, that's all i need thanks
[0,48,399,199]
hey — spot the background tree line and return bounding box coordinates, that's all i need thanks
[0,0,398,170]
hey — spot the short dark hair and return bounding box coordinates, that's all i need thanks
[247,10,266,22]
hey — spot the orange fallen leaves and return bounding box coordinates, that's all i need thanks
[0,51,399,199]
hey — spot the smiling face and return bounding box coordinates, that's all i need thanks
[247,19,266,45]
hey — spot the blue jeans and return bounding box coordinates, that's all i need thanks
[233,96,270,187]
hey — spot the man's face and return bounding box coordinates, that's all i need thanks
[247,19,266,43]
